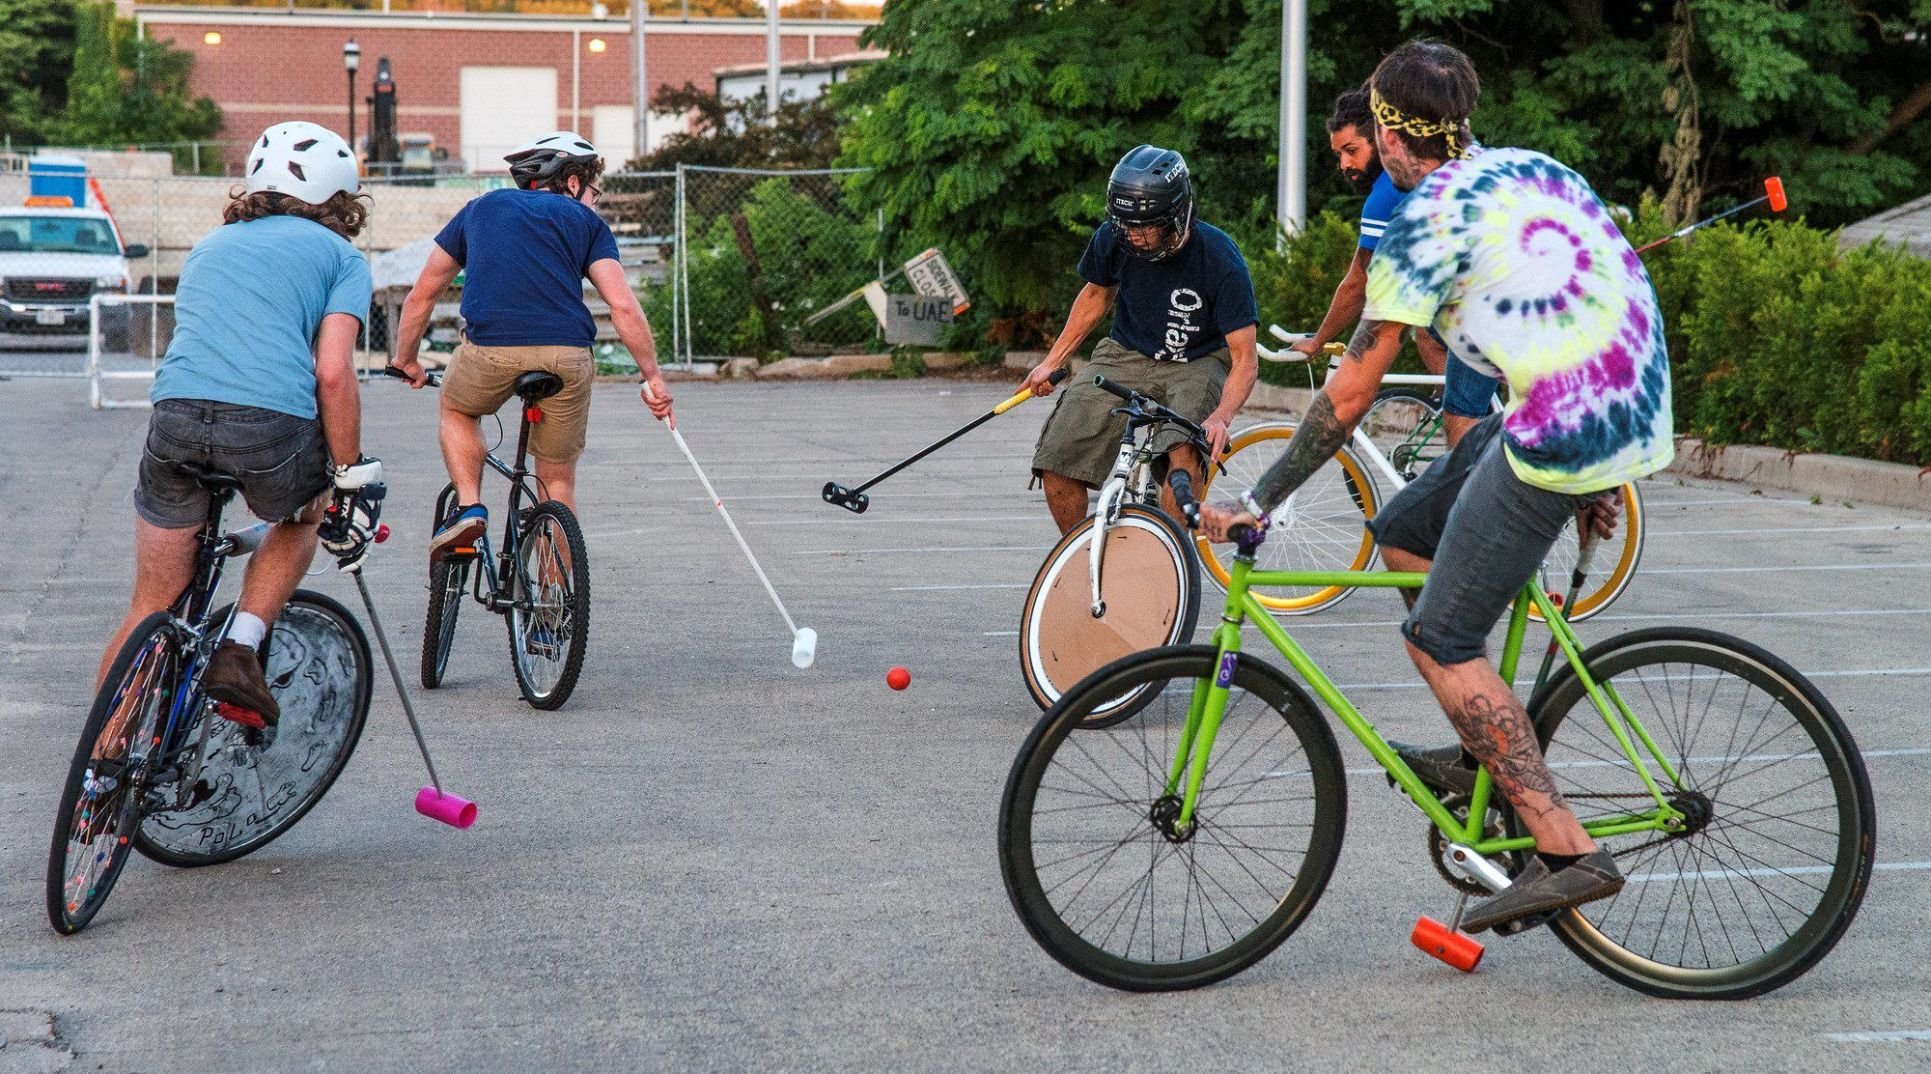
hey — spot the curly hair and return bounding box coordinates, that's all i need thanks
[1370,41,1480,161]
[222,189,370,240]
[530,156,606,197]
[1326,84,1373,136]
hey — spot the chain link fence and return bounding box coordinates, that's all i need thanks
[667,165,884,366]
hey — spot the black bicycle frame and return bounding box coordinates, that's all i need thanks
[467,402,546,615]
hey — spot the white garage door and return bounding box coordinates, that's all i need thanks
[591,105,635,170]
[460,67,558,172]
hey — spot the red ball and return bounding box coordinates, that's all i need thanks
[886,667,911,691]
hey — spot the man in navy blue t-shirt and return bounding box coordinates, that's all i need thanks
[1024,146,1259,534]
[391,131,674,563]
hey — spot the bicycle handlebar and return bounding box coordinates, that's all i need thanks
[384,365,444,388]
[1165,467,1260,548]
[1091,375,1206,435]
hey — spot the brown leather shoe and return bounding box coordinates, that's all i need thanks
[203,641,280,728]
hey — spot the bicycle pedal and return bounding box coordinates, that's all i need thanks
[1411,915,1484,973]
[1493,909,1562,937]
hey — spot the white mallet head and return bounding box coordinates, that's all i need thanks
[792,627,818,669]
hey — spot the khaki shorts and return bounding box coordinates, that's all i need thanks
[442,342,594,463]
[1031,337,1230,487]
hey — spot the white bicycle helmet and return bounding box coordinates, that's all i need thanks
[245,122,359,205]
[505,131,601,188]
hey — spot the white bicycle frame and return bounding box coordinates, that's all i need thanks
[1086,436,1163,617]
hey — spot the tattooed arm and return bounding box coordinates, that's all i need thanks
[1197,320,1407,540]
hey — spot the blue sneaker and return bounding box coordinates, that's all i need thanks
[430,504,487,566]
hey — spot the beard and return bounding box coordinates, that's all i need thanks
[1341,155,1383,195]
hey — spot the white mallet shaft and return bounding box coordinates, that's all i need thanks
[645,388,815,667]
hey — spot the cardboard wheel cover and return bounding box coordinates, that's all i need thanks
[1035,520,1187,697]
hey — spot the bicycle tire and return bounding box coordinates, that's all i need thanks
[1530,481,1645,623]
[1198,423,1380,614]
[1019,504,1199,726]
[1360,387,1446,483]
[422,556,468,689]
[1000,645,1348,991]
[136,591,374,868]
[47,612,178,934]
[508,501,590,710]
[1522,628,1875,998]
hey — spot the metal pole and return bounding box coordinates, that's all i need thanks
[1276,0,1307,236]
[631,0,648,161]
[347,69,357,162]
[766,0,781,125]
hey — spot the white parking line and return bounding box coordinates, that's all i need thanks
[1341,746,1931,777]
[1285,607,1931,631]
[749,515,1043,528]
[1648,523,1931,537]
[802,545,1037,556]
[1824,1030,1931,1044]
[898,583,1029,592]
[1646,562,1931,574]
[1629,860,1931,885]
[1336,667,1931,691]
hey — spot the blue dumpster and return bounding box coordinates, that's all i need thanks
[28,154,88,205]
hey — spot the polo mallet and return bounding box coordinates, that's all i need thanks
[322,485,477,829]
[1531,524,1602,698]
[822,368,1068,513]
[644,385,818,669]
[1634,176,1786,255]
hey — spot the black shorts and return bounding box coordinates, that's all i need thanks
[1368,415,1599,665]
[135,400,330,529]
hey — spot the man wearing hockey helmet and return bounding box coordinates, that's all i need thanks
[1024,145,1259,534]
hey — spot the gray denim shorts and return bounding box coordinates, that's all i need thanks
[1367,414,1596,665]
[135,400,330,529]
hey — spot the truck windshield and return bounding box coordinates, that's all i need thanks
[0,216,120,255]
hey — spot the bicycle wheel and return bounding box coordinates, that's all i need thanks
[137,592,373,867]
[1523,628,1875,999]
[508,500,590,709]
[1020,504,1199,726]
[47,612,178,934]
[1359,387,1446,483]
[1198,423,1379,614]
[422,556,469,689]
[1001,646,1348,991]
[1530,481,1645,623]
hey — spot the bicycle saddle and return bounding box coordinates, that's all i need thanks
[514,371,565,402]
[178,462,243,494]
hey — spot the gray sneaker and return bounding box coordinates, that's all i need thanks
[1389,740,1480,797]
[1460,849,1625,934]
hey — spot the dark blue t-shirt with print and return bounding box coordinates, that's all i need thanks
[434,188,621,348]
[1077,220,1257,362]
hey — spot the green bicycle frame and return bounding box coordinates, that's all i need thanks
[1162,553,1689,855]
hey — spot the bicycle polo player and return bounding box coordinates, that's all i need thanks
[104,123,381,729]
[1023,145,1260,535]
[1200,41,1674,933]
[388,132,674,562]
[1296,83,1499,447]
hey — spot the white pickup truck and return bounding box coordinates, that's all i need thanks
[0,204,147,348]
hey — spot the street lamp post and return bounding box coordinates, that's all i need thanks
[343,39,361,160]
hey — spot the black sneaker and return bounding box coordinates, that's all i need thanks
[203,641,280,728]
[1460,849,1625,934]
[1388,740,1480,796]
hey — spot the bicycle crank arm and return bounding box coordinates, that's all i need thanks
[1442,842,1512,894]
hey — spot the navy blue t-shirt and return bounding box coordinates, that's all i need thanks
[1077,220,1257,362]
[434,188,621,347]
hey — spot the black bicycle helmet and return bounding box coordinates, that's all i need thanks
[1106,145,1195,261]
[504,131,601,189]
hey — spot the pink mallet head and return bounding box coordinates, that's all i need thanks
[415,786,477,829]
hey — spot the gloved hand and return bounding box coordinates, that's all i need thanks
[320,482,387,572]
[331,455,383,490]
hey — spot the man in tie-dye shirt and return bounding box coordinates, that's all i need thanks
[1201,40,1670,935]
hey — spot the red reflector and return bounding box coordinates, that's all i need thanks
[525,406,543,424]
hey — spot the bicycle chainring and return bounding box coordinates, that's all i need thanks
[1428,794,1515,896]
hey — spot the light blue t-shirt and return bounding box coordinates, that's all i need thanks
[152,215,372,419]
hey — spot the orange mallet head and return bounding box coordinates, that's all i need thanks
[1764,176,1787,213]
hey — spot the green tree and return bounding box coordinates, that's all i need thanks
[0,0,77,142]
[836,0,1931,323]
[56,2,221,149]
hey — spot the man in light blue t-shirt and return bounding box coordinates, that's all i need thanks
[105,123,380,730]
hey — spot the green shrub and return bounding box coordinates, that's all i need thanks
[1643,210,1931,465]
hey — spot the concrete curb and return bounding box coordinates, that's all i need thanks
[1667,437,1931,513]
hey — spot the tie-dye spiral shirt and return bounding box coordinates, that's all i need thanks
[1363,148,1673,495]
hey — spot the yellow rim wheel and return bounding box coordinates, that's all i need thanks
[1198,423,1380,614]
[1531,481,1644,623]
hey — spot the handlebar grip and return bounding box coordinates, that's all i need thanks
[1047,368,1069,387]
[1092,374,1136,402]
[1226,523,1258,545]
[1167,469,1199,528]
[384,365,442,387]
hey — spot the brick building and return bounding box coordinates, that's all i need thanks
[132,6,875,172]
